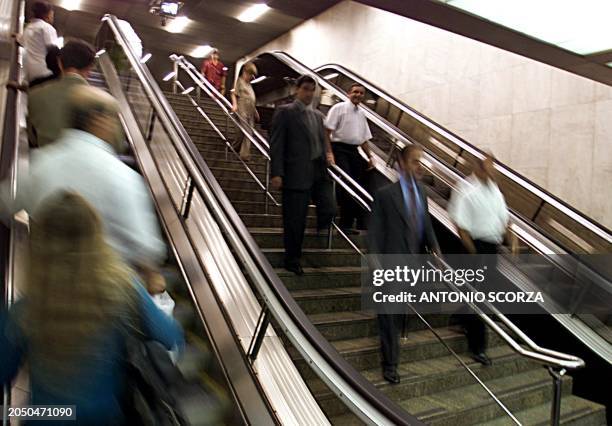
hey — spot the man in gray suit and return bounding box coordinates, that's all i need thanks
[270,75,336,276]
[369,144,440,384]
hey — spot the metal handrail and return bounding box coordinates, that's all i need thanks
[104,15,421,425]
[316,63,612,245]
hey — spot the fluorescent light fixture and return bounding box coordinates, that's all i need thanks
[181,86,194,95]
[95,49,106,57]
[160,1,179,16]
[61,0,80,11]
[365,99,376,105]
[140,53,152,63]
[54,37,64,48]
[190,45,214,58]
[323,72,339,80]
[251,75,267,84]
[445,0,612,55]
[237,3,270,22]
[165,16,190,33]
[163,71,176,81]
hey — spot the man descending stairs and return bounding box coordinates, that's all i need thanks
[165,91,607,426]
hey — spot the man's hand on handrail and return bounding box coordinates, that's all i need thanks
[271,176,282,190]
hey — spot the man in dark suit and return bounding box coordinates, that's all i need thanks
[368,144,440,384]
[270,75,336,276]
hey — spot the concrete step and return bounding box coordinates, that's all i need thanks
[483,395,607,426]
[262,248,361,268]
[251,227,365,250]
[239,214,320,229]
[316,345,543,418]
[274,266,362,291]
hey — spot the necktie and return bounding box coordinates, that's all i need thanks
[407,183,421,252]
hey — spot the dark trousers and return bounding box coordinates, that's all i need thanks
[378,313,403,373]
[282,161,336,266]
[463,239,499,354]
[332,143,367,229]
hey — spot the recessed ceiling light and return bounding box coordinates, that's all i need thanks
[55,37,64,48]
[182,86,194,95]
[165,16,190,33]
[237,3,270,22]
[190,45,214,58]
[140,53,152,63]
[323,73,339,80]
[446,0,612,55]
[61,0,80,11]
[163,71,176,81]
[251,75,267,84]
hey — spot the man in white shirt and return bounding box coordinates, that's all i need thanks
[448,153,510,366]
[23,1,58,84]
[324,83,374,234]
[1,85,166,273]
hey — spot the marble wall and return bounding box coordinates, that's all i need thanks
[243,0,612,229]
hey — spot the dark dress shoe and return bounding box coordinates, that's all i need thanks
[472,352,492,366]
[284,263,304,276]
[383,370,400,384]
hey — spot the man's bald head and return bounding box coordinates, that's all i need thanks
[68,85,122,149]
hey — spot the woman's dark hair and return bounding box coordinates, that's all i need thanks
[32,1,52,20]
[295,74,316,88]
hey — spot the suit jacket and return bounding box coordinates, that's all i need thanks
[368,180,440,258]
[27,73,89,147]
[269,100,328,190]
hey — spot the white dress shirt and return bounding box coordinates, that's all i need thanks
[324,101,372,145]
[1,129,166,266]
[23,18,58,82]
[448,174,509,244]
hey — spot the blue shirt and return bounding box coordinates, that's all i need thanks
[0,282,184,425]
[399,173,424,243]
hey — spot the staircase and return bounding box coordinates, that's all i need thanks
[165,91,607,426]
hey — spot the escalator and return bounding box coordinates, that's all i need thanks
[165,50,609,424]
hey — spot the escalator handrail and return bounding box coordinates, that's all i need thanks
[315,62,612,244]
[104,15,423,426]
[1,1,26,425]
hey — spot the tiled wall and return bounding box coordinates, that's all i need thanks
[244,1,612,229]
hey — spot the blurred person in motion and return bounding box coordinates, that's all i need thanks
[231,62,260,161]
[201,48,227,95]
[1,84,166,291]
[325,83,375,234]
[368,144,440,384]
[27,39,96,147]
[270,75,336,276]
[447,153,510,366]
[0,191,184,425]
[23,1,58,86]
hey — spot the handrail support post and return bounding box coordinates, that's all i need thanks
[248,306,270,363]
[548,367,565,426]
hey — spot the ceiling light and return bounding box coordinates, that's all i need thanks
[251,75,267,84]
[181,86,194,95]
[140,53,152,63]
[54,37,64,48]
[61,0,80,11]
[95,49,106,57]
[190,45,214,58]
[445,0,612,55]
[323,73,339,80]
[165,16,190,33]
[163,71,176,81]
[237,3,270,22]
[607,62,612,68]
